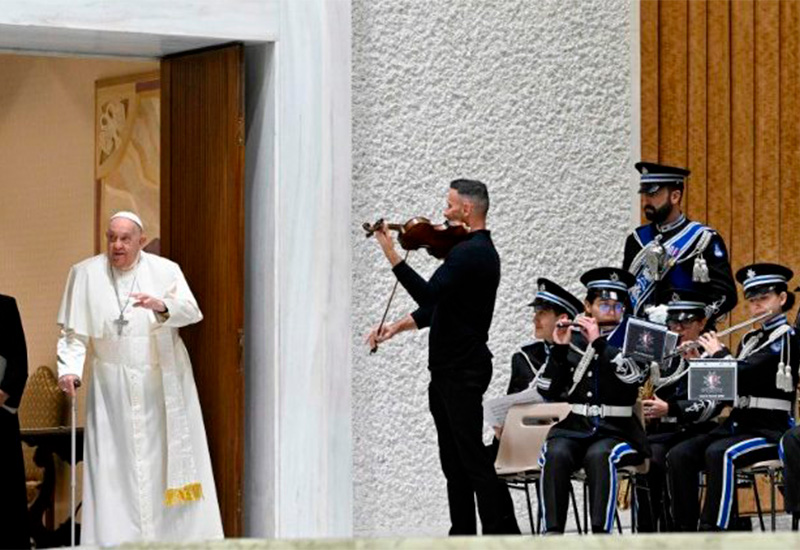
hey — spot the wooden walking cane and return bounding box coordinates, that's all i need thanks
[70,380,81,548]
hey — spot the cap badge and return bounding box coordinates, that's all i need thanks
[747,268,756,280]
[539,283,546,292]
[610,272,619,282]
[672,292,680,302]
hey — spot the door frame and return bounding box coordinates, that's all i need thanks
[0,1,353,538]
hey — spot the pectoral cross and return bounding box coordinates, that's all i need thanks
[114,313,129,336]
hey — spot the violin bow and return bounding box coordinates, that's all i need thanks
[371,249,410,354]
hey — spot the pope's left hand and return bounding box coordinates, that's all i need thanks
[132,293,167,313]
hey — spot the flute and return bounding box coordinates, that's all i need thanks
[664,311,775,358]
[555,320,619,328]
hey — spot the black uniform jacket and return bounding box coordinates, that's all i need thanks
[538,330,650,455]
[0,295,28,409]
[710,320,799,442]
[622,215,737,321]
[393,230,500,377]
[506,342,549,394]
[647,355,723,441]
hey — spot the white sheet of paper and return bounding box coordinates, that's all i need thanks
[483,387,544,427]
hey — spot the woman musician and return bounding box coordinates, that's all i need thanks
[666,263,799,531]
[636,287,725,532]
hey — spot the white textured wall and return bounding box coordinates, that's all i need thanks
[352,0,636,537]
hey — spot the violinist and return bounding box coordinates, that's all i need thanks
[366,179,520,536]
[636,288,723,532]
[666,263,799,531]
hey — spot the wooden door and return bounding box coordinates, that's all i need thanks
[641,0,800,338]
[160,43,245,537]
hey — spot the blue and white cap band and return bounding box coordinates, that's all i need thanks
[641,174,685,185]
[742,274,788,293]
[535,290,580,318]
[586,280,629,293]
[667,300,706,311]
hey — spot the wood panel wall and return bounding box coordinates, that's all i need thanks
[641,0,800,333]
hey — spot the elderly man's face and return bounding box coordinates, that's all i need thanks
[106,218,146,269]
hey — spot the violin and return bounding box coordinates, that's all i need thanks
[363,216,470,354]
[362,217,469,259]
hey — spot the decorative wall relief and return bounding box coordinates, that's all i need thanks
[95,72,160,252]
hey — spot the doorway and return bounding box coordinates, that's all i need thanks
[0,44,248,539]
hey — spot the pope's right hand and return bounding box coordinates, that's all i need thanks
[58,375,81,397]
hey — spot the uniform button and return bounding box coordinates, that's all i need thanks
[570,368,575,372]
[587,391,593,397]
[587,372,593,378]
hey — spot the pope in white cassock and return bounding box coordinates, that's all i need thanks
[57,211,223,545]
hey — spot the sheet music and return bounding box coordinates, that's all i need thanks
[483,387,543,427]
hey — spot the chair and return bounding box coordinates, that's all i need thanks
[736,459,784,531]
[621,400,652,533]
[576,401,651,534]
[17,366,67,533]
[495,402,572,534]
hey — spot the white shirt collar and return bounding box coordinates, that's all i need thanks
[656,213,687,233]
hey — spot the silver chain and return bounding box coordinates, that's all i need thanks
[110,257,140,319]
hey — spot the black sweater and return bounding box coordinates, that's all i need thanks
[0,295,28,409]
[393,230,500,374]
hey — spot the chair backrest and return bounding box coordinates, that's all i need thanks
[495,402,571,476]
[18,366,66,485]
[18,366,66,429]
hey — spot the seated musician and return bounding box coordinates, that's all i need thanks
[635,288,724,532]
[666,263,799,531]
[508,278,583,396]
[537,267,649,534]
[490,279,582,445]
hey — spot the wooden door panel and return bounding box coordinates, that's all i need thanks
[161,43,245,537]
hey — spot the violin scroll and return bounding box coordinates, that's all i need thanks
[362,219,385,238]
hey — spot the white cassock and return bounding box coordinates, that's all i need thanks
[56,251,223,546]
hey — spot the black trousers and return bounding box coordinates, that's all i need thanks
[539,435,643,534]
[0,409,31,549]
[634,439,669,532]
[428,371,520,535]
[781,427,800,513]
[666,433,778,531]
[635,428,704,532]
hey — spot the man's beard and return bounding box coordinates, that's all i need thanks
[644,202,673,224]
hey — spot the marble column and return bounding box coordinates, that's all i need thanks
[244,0,353,539]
